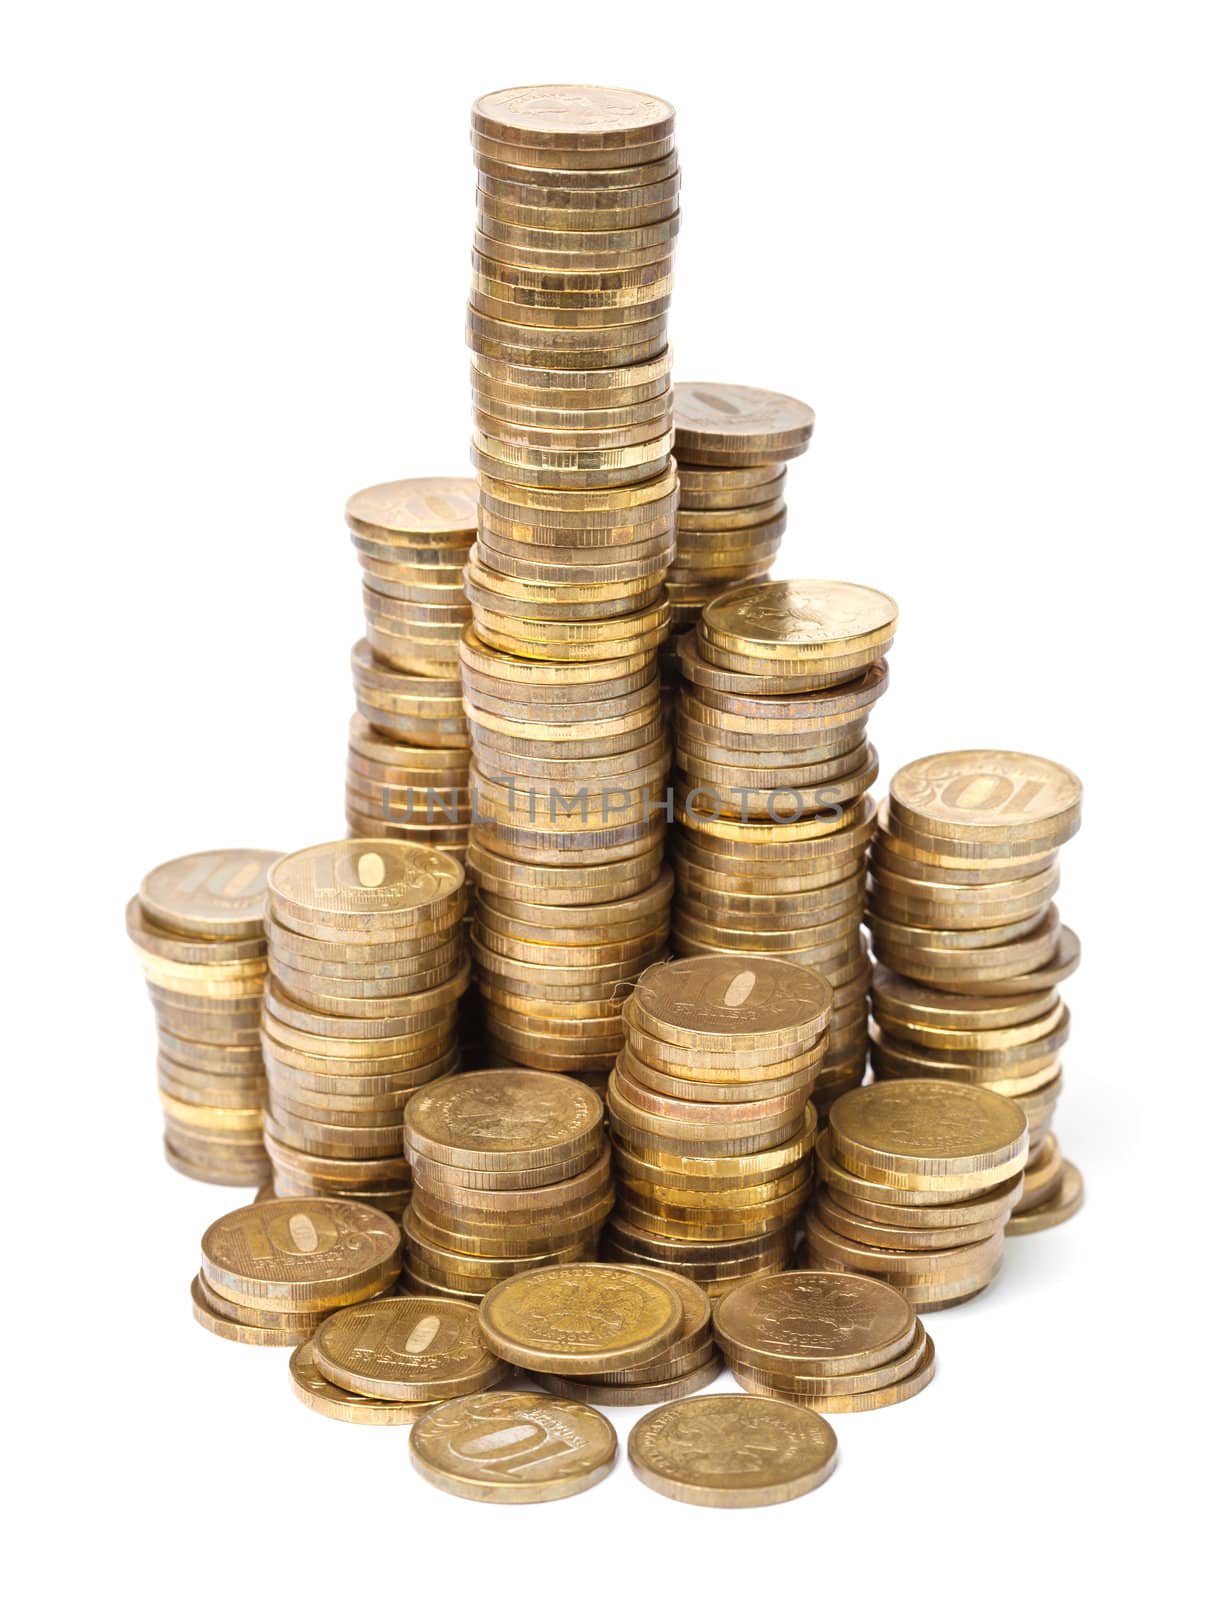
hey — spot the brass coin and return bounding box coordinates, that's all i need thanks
[200,1197,401,1311]
[888,750,1082,849]
[289,1338,437,1425]
[673,383,815,462]
[632,954,831,1051]
[139,849,281,939]
[817,1132,1025,1219]
[409,1390,616,1503]
[628,1394,837,1507]
[404,1068,602,1172]
[268,841,464,934]
[1005,1158,1084,1234]
[701,579,897,662]
[712,1269,916,1376]
[472,85,675,150]
[478,1262,682,1373]
[734,1333,936,1411]
[345,477,478,544]
[190,1276,307,1346]
[313,1295,506,1400]
[533,1353,722,1406]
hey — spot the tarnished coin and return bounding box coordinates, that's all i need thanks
[472,85,675,150]
[712,1269,916,1376]
[632,954,831,1051]
[139,849,281,939]
[829,1080,1029,1183]
[313,1295,506,1400]
[478,1263,683,1373]
[673,383,815,462]
[409,1390,617,1502]
[289,1338,437,1425]
[404,1068,603,1171]
[268,841,464,934]
[200,1197,401,1311]
[628,1394,837,1507]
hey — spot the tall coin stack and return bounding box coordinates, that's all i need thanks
[806,1079,1029,1310]
[345,478,477,857]
[866,751,1084,1233]
[671,579,896,1109]
[129,849,279,1186]
[602,955,830,1296]
[462,86,682,1075]
[260,841,468,1215]
[666,382,814,633]
[402,1069,613,1299]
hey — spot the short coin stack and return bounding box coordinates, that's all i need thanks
[291,1294,506,1426]
[603,955,830,1295]
[345,478,477,856]
[478,1261,720,1402]
[402,1069,612,1298]
[666,382,814,632]
[867,751,1084,1232]
[129,849,280,1186]
[261,841,468,1214]
[671,579,897,1107]
[463,85,680,1070]
[192,1196,401,1346]
[806,1079,1029,1310]
[713,1269,935,1411]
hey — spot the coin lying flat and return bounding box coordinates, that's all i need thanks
[139,849,280,939]
[404,1068,603,1171]
[201,1197,401,1311]
[888,751,1082,850]
[628,1394,838,1507]
[289,1339,437,1425]
[409,1391,617,1503]
[268,841,465,934]
[829,1080,1029,1184]
[312,1296,507,1401]
[632,954,831,1051]
[673,383,815,462]
[478,1263,683,1373]
[1005,1159,1084,1234]
[712,1269,916,1376]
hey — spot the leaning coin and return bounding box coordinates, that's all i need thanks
[313,1296,507,1400]
[409,1390,616,1503]
[289,1338,437,1426]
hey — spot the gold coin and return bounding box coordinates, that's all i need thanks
[533,1353,722,1406]
[1005,1158,1084,1234]
[345,477,478,544]
[672,383,815,462]
[313,1295,506,1400]
[701,579,897,663]
[477,1262,682,1373]
[829,1081,1029,1183]
[472,86,675,150]
[870,966,1059,1031]
[409,1390,616,1502]
[733,1333,936,1412]
[200,1197,401,1311]
[922,924,1081,995]
[816,1132,1024,1219]
[888,751,1082,848]
[711,1269,916,1376]
[632,954,831,1051]
[628,1394,837,1507]
[728,1322,929,1397]
[289,1338,436,1425]
[268,841,464,935]
[405,1068,603,1172]
[190,1276,306,1346]
[804,1211,1004,1282]
[139,849,281,939]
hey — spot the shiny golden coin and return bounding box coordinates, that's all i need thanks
[628,1394,837,1507]
[701,579,897,664]
[816,1189,1009,1250]
[139,849,280,939]
[804,1211,1004,1282]
[829,1081,1029,1183]
[410,1390,616,1502]
[728,1322,929,1398]
[313,1295,506,1400]
[190,1276,306,1346]
[923,924,1082,995]
[533,1353,722,1406]
[404,1069,602,1172]
[192,1270,322,1331]
[472,85,675,149]
[1015,1132,1063,1211]
[345,477,478,545]
[734,1332,936,1411]
[672,383,815,462]
[712,1269,916,1376]
[816,1132,1024,1219]
[200,1197,401,1311]
[889,750,1082,848]
[126,897,267,966]
[289,1338,436,1425]
[870,966,1059,1032]
[478,1262,682,1373]
[632,954,831,1051]
[1005,1158,1084,1234]
[268,841,464,935]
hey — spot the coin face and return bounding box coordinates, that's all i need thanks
[139,849,280,938]
[201,1198,400,1306]
[313,1296,505,1400]
[410,1391,617,1503]
[628,1394,838,1507]
[712,1270,916,1374]
[404,1069,603,1163]
[478,1263,683,1373]
[830,1080,1029,1168]
[345,477,478,539]
[472,85,675,143]
[703,580,898,655]
[633,954,831,1046]
[268,841,464,924]
[889,751,1082,843]
[673,383,815,450]
[289,1339,435,1425]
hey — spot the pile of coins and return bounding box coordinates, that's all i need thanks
[712,1269,934,1411]
[602,955,830,1294]
[478,1262,720,1404]
[666,382,814,632]
[462,86,681,1070]
[191,1196,401,1346]
[806,1079,1029,1310]
[867,751,1084,1232]
[671,578,896,1106]
[402,1069,612,1297]
[129,849,279,1185]
[345,478,477,855]
[290,1294,506,1425]
[260,841,468,1212]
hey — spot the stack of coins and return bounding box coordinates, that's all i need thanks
[129,849,280,1186]
[462,86,680,1068]
[867,751,1084,1232]
[806,1079,1029,1310]
[260,841,468,1213]
[345,479,477,854]
[666,383,814,632]
[602,955,831,1295]
[671,579,897,1107]
[478,1262,720,1403]
[191,1196,401,1346]
[712,1269,935,1412]
[402,1069,612,1297]
[290,1294,507,1425]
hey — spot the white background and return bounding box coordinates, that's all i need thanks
[5,3,1212,1594]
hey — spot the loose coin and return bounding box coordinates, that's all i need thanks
[313,1296,507,1400]
[409,1390,617,1503]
